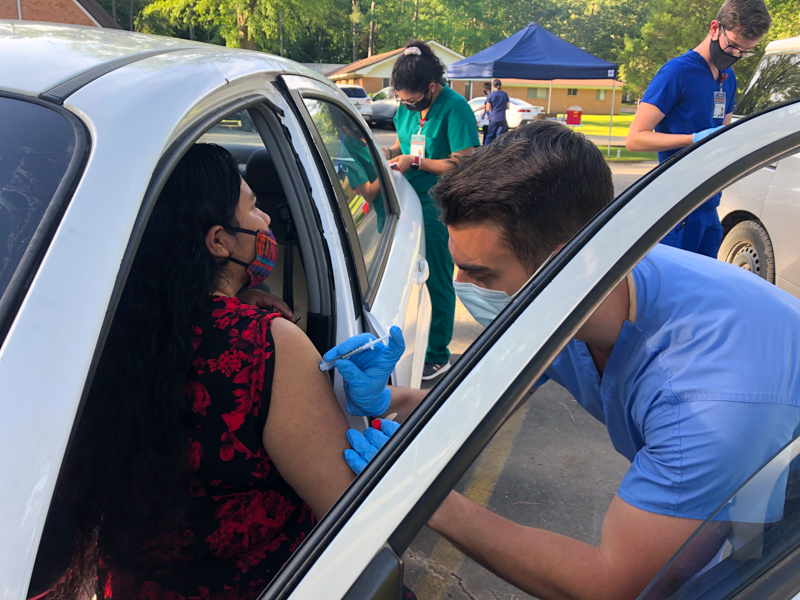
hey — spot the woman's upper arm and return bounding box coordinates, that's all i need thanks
[263,317,354,518]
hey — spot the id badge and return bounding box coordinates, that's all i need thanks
[410,134,426,158]
[713,92,726,120]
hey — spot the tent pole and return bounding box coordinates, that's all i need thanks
[608,79,616,157]
[548,80,552,114]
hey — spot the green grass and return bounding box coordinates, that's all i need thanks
[595,145,658,163]
[570,114,635,138]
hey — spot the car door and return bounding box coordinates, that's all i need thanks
[256,99,800,600]
[281,74,431,390]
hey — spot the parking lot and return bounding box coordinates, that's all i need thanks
[374,122,656,598]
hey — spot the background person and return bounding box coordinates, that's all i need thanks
[626,0,770,257]
[484,78,510,145]
[56,144,357,599]
[382,40,480,381]
[333,122,800,599]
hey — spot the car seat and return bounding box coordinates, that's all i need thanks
[245,148,297,312]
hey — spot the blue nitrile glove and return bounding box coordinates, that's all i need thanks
[344,419,401,474]
[322,326,405,416]
[693,126,723,143]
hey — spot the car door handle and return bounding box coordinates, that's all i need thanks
[414,257,429,285]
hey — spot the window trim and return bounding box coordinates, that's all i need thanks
[286,89,369,302]
[567,88,579,96]
[0,92,90,345]
[596,89,607,101]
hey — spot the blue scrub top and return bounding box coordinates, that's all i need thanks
[486,90,510,123]
[642,50,736,209]
[541,245,800,522]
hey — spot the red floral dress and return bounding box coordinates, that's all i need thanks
[99,296,315,599]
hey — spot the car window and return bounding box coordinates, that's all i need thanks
[0,97,79,309]
[199,110,263,173]
[640,432,800,599]
[302,98,391,278]
[373,91,386,101]
[198,108,311,332]
[735,51,800,117]
[341,87,368,99]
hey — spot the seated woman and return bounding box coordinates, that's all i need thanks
[54,144,357,599]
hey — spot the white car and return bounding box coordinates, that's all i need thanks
[468,96,544,131]
[6,23,800,600]
[336,83,373,122]
[0,22,431,598]
[717,35,800,296]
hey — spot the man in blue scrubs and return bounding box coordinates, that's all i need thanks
[484,79,510,145]
[329,122,800,599]
[626,0,770,257]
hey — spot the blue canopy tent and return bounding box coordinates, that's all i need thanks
[446,22,620,153]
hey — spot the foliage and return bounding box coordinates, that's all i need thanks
[99,0,799,94]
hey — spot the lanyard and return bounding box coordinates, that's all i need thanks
[718,72,727,92]
[418,117,427,135]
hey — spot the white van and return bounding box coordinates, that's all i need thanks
[718,35,800,296]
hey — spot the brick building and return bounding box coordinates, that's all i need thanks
[483,78,624,116]
[1,0,119,28]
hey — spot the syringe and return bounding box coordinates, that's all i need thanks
[319,334,391,372]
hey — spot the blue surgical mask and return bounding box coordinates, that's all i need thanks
[453,250,558,327]
[452,282,517,327]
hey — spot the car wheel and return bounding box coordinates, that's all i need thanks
[718,219,776,283]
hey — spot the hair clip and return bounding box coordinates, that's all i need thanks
[403,46,422,56]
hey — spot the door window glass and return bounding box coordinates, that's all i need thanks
[640,433,800,599]
[303,98,391,276]
[735,52,800,117]
[0,98,78,305]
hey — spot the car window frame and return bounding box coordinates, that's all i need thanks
[289,87,399,310]
[0,93,90,345]
[29,93,292,595]
[263,100,800,600]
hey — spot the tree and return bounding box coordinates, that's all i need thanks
[620,0,717,98]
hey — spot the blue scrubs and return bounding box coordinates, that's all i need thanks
[484,89,510,145]
[541,245,800,522]
[641,50,737,257]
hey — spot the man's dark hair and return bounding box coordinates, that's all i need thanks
[432,121,614,270]
[492,79,502,88]
[717,0,771,40]
[391,40,446,93]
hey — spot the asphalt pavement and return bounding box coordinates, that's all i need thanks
[374,123,656,599]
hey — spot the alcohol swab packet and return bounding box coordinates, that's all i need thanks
[319,333,392,372]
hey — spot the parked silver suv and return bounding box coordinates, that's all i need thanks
[718,36,800,296]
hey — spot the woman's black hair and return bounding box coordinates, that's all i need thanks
[391,40,447,93]
[54,144,242,597]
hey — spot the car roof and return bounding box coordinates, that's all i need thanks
[765,35,800,54]
[337,84,366,89]
[0,21,327,97]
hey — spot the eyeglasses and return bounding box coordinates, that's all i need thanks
[397,83,433,108]
[719,26,758,59]
[398,95,426,108]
